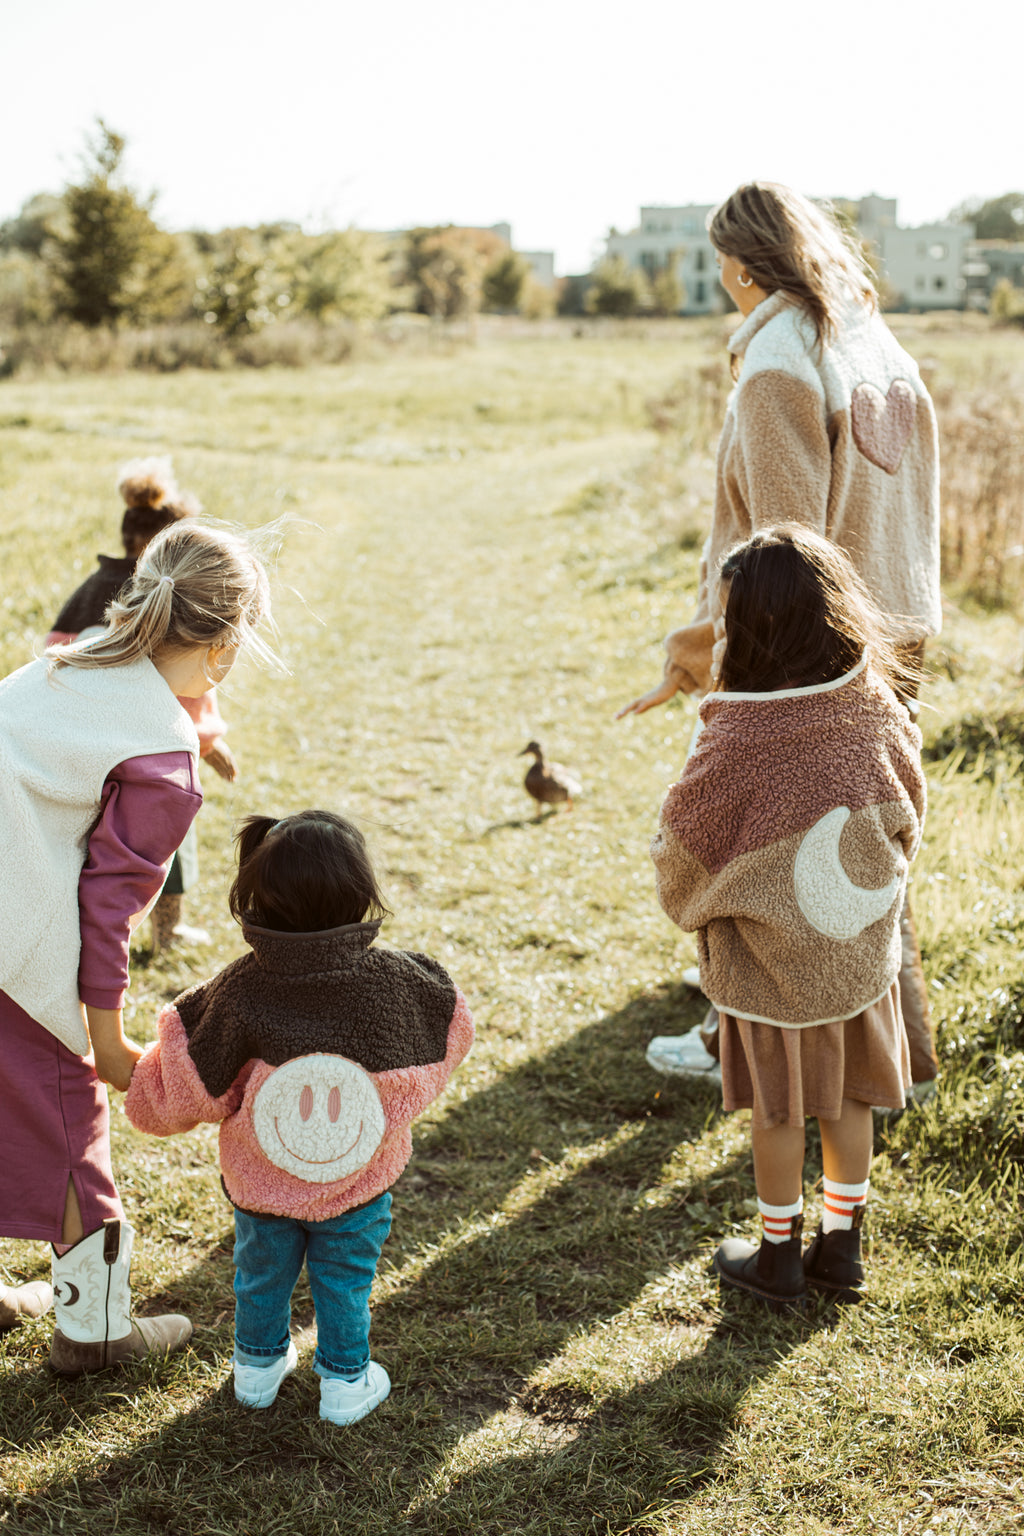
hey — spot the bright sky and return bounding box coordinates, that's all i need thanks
[3,0,1020,274]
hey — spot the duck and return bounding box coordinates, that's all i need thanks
[518,740,581,818]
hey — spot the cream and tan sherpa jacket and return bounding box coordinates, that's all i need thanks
[667,292,941,693]
[651,658,925,1027]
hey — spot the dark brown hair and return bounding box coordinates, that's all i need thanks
[229,810,391,933]
[709,182,876,352]
[716,525,921,699]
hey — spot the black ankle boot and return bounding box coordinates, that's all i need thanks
[714,1215,806,1312]
[802,1205,865,1303]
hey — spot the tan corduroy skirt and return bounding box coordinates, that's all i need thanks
[719,981,911,1130]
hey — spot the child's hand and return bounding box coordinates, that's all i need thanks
[616,674,683,718]
[85,1006,144,1092]
[204,738,238,782]
[94,1037,144,1093]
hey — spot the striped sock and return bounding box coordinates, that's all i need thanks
[757,1195,803,1245]
[822,1177,869,1233]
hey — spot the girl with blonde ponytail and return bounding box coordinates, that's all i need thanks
[47,464,256,954]
[0,519,273,1376]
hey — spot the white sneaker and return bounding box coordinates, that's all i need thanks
[319,1361,391,1426]
[234,1340,298,1407]
[646,1024,722,1082]
[172,923,212,947]
[681,965,703,990]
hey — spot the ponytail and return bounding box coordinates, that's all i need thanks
[48,520,274,676]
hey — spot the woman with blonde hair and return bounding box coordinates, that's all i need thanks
[0,520,273,1374]
[619,181,940,1088]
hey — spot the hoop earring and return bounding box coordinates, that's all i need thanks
[737,273,754,289]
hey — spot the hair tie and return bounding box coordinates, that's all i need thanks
[158,575,174,589]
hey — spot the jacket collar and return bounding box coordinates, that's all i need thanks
[705,654,868,708]
[241,919,383,977]
[727,290,795,360]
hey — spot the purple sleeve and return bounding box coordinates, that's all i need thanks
[78,753,202,1009]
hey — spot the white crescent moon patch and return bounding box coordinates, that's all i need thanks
[793,806,903,941]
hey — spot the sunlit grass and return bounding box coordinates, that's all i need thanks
[1,326,1022,1535]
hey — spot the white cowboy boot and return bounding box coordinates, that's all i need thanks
[0,1279,53,1330]
[49,1218,192,1376]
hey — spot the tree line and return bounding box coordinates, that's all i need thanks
[4,123,1023,344]
[2,121,674,338]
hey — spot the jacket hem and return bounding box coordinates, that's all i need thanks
[706,977,897,1030]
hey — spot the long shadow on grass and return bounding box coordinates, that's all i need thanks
[0,983,774,1531]
[403,1306,826,1535]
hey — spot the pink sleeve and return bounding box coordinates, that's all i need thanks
[126,1005,246,1135]
[77,753,202,1010]
[179,690,227,754]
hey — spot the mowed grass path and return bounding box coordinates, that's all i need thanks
[1,328,1022,1535]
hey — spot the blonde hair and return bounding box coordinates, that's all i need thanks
[709,182,877,352]
[49,521,274,675]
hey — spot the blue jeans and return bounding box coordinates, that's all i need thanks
[233,1193,392,1381]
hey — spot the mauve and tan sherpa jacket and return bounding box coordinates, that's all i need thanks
[666,292,941,693]
[651,657,925,1027]
[126,921,473,1221]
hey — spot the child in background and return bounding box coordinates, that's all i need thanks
[46,457,239,953]
[126,811,474,1425]
[650,525,925,1309]
[0,522,273,1369]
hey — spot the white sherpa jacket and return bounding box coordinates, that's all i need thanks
[0,654,198,1051]
[667,292,941,692]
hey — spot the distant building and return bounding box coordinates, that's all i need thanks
[519,250,556,287]
[964,240,1024,310]
[604,205,719,314]
[875,222,972,310]
[602,195,985,314]
[849,194,898,249]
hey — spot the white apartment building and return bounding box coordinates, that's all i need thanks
[605,205,719,313]
[604,196,975,313]
[877,222,972,309]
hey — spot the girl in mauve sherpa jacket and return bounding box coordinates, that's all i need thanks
[126,809,474,1426]
[650,526,925,1313]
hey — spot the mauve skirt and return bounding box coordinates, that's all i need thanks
[719,981,911,1131]
[0,988,124,1242]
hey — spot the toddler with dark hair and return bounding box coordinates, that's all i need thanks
[126,810,474,1425]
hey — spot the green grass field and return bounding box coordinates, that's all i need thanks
[1,321,1022,1535]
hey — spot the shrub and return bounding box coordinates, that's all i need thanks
[584,257,651,317]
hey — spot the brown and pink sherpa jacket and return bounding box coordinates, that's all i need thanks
[125,921,474,1221]
[651,658,925,1027]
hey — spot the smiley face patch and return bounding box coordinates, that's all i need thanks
[251,1054,386,1183]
